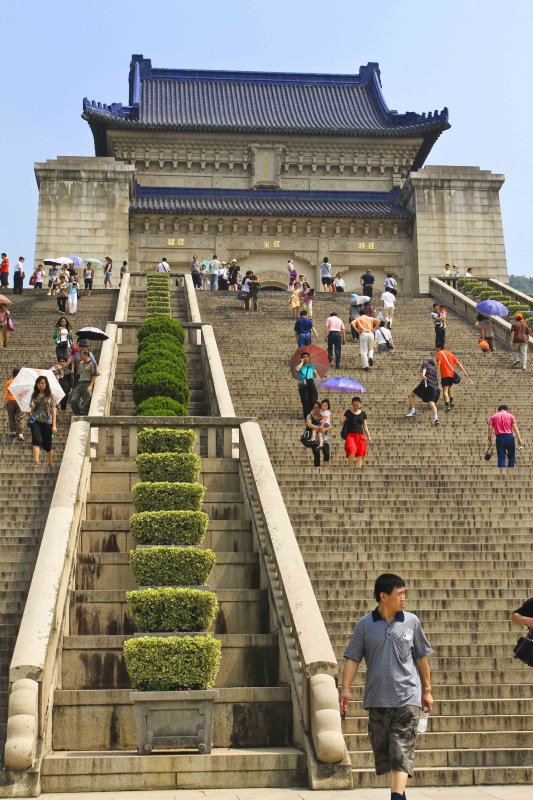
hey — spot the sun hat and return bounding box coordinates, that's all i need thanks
[515,313,523,320]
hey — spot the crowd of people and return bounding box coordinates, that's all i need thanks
[0,253,128,314]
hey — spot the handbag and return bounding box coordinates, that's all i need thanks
[340,419,349,440]
[6,315,14,332]
[300,428,317,448]
[514,629,533,667]
[29,274,36,286]
[484,445,493,461]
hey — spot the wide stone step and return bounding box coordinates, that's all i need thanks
[346,729,533,751]
[80,517,252,554]
[61,633,279,689]
[75,551,258,591]
[41,747,306,792]
[342,712,533,735]
[70,588,267,635]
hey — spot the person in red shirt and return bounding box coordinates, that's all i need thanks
[488,404,523,468]
[435,346,469,411]
[0,253,9,288]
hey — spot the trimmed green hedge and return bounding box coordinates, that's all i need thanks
[124,634,221,691]
[138,317,185,344]
[132,366,189,406]
[131,510,208,546]
[135,351,187,375]
[138,333,185,356]
[138,428,196,454]
[132,481,205,512]
[126,587,217,632]
[130,545,216,586]
[135,397,187,417]
[136,452,202,484]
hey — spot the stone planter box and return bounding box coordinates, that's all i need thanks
[130,688,219,754]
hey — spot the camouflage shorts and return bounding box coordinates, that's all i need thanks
[367,705,419,776]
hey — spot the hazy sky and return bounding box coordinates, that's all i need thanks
[2,0,532,275]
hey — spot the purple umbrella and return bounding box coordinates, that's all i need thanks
[476,299,509,316]
[319,376,366,393]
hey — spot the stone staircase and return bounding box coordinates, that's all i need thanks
[196,289,533,788]
[0,289,117,758]
[39,285,305,792]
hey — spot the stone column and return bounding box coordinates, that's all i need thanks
[34,157,135,287]
[400,166,508,293]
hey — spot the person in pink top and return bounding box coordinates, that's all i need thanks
[324,312,346,368]
[487,404,523,468]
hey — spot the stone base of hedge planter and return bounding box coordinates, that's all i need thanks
[130,689,219,754]
[133,631,208,638]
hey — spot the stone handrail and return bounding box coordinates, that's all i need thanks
[4,275,131,772]
[487,277,533,311]
[429,277,520,348]
[181,273,349,781]
[239,422,348,774]
[83,416,248,460]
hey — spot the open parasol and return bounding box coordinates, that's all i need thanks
[289,345,330,380]
[0,294,12,305]
[319,376,366,393]
[9,368,65,412]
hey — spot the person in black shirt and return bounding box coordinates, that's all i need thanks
[512,598,533,628]
[360,269,375,299]
[340,396,372,468]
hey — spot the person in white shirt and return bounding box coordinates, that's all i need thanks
[375,320,395,353]
[465,268,473,278]
[334,273,346,293]
[156,257,170,273]
[384,273,397,293]
[380,290,396,329]
[324,312,346,368]
[208,255,221,290]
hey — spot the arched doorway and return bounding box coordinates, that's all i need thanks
[235,252,312,290]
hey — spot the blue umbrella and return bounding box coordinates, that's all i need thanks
[68,256,83,267]
[476,299,509,316]
[319,376,366,393]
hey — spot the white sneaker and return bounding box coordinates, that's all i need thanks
[406,409,416,417]
[47,292,52,296]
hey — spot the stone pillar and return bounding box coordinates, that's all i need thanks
[34,157,135,286]
[401,166,508,293]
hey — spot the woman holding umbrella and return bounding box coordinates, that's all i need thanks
[29,376,57,468]
[296,352,319,419]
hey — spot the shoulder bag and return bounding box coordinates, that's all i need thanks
[6,314,14,332]
[514,628,533,667]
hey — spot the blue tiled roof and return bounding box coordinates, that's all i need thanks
[132,186,412,219]
[83,54,449,140]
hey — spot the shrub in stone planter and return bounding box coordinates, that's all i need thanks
[131,510,208,546]
[137,427,196,454]
[126,587,217,632]
[138,333,184,356]
[136,453,202,484]
[124,635,221,691]
[130,545,216,587]
[138,317,185,345]
[135,397,187,417]
[132,481,205,512]
[135,351,187,375]
[132,366,189,406]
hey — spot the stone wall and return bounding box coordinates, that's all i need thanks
[401,166,508,292]
[34,157,135,269]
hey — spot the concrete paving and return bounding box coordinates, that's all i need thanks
[36,786,533,800]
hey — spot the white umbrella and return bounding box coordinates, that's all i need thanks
[83,257,102,266]
[54,257,74,266]
[350,294,371,306]
[43,258,60,266]
[9,368,65,412]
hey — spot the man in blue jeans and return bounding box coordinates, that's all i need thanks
[294,310,317,348]
[488,404,524,467]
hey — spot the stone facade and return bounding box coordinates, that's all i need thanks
[32,59,509,294]
[401,166,508,292]
[34,157,134,270]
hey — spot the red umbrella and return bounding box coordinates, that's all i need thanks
[289,345,330,380]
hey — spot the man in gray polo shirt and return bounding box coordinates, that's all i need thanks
[340,573,433,800]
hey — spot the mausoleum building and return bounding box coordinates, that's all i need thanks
[34,54,508,291]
